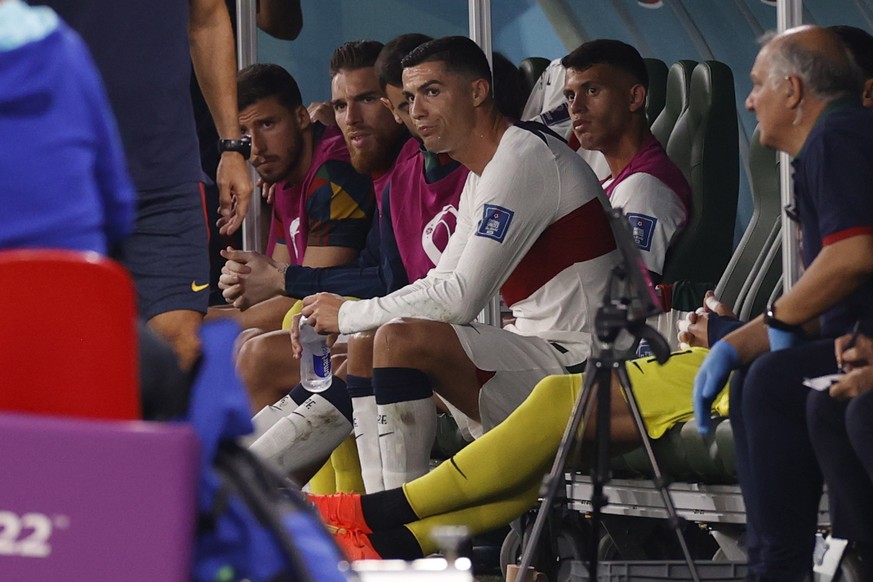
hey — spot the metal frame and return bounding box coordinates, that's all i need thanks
[778,0,803,290]
[468,0,492,65]
[236,0,263,252]
[468,0,504,328]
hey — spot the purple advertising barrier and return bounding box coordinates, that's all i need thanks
[0,412,199,581]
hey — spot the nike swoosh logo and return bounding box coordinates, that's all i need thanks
[191,281,209,292]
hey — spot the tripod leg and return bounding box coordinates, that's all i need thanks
[615,364,702,582]
[516,363,607,576]
[588,361,618,578]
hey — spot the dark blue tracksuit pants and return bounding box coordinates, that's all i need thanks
[729,340,834,581]
[807,384,873,558]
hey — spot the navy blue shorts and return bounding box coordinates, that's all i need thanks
[120,182,210,320]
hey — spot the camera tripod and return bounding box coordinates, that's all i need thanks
[516,265,702,582]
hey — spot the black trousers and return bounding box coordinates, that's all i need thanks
[807,385,873,546]
[730,340,834,581]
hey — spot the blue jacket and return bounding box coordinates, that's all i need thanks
[0,4,134,253]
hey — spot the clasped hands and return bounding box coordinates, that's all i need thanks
[218,247,286,310]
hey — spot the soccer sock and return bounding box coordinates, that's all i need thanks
[360,488,419,531]
[243,391,299,446]
[357,492,540,559]
[248,377,353,475]
[331,435,365,493]
[307,458,337,494]
[292,384,337,494]
[374,367,437,489]
[405,484,540,556]
[347,374,384,493]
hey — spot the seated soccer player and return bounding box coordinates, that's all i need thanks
[562,40,690,283]
[208,61,379,333]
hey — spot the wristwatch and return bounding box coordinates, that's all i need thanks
[764,302,803,332]
[217,136,252,159]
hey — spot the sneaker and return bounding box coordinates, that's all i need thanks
[306,492,372,533]
[327,525,381,561]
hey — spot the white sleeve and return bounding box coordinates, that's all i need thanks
[338,146,558,334]
[608,173,686,275]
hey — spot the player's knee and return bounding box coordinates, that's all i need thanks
[348,331,376,352]
[347,331,376,375]
[373,319,432,365]
[148,313,202,371]
[236,334,273,389]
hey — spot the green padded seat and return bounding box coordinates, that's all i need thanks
[715,126,782,314]
[518,56,551,105]
[661,61,740,286]
[611,417,737,485]
[650,60,695,147]
[643,58,668,127]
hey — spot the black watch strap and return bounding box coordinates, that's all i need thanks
[217,136,252,159]
[764,302,803,333]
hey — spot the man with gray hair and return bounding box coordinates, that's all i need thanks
[693,26,873,580]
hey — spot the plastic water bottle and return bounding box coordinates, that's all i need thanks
[299,315,332,392]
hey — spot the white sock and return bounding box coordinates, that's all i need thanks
[248,393,352,475]
[241,393,298,447]
[351,395,384,493]
[378,397,437,489]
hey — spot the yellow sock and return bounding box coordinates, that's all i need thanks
[406,481,541,555]
[307,458,337,494]
[331,434,365,493]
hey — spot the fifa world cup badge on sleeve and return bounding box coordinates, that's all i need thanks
[477,204,514,243]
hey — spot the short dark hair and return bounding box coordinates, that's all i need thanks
[830,25,873,79]
[376,33,433,90]
[237,63,303,113]
[329,40,385,77]
[401,36,492,84]
[561,39,649,88]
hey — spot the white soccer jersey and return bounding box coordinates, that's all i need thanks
[338,124,621,364]
[605,172,686,275]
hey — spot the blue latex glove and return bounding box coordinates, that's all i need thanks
[767,326,804,352]
[693,341,740,435]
